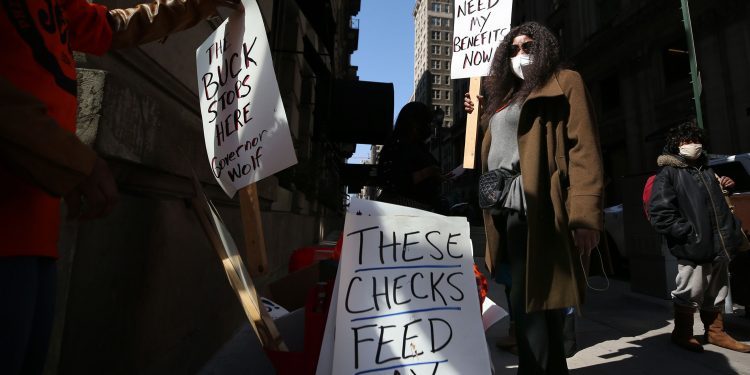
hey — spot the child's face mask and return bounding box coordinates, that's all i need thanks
[679,143,703,160]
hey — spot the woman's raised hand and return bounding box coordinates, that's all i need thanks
[463,92,484,114]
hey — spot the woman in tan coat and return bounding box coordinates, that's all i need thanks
[465,22,604,374]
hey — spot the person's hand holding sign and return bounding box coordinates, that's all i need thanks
[463,92,484,114]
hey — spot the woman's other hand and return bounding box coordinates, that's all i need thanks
[413,165,442,184]
[572,228,600,257]
[442,171,456,181]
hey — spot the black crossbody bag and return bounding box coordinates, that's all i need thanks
[478,168,519,209]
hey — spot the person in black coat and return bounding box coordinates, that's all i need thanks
[648,122,749,353]
[376,102,450,212]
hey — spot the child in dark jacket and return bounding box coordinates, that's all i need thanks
[648,122,749,353]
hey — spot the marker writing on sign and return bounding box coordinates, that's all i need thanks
[351,319,453,370]
[201,38,258,102]
[205,38,230,65]
[211,129,268,180]
[344,270,465,314]
[455,0,501,18]
[356,361,445,375]
[201,37,259,146]
[345,227,464,266]
[469,11,492,32]
[453,27,506,52]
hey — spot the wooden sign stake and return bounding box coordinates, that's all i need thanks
[191,176,286,350]
[238,184,268,276]
[462,76,482,169]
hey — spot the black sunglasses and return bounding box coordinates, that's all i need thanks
[509,41,534,57]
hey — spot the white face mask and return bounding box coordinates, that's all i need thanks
[679,143,703,160]
[511,54,533,79]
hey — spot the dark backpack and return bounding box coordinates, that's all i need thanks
[642,174,656,219]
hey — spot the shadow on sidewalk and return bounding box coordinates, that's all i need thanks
[480,262,750,374]
[568,278,749,374]
[570,331,742,375]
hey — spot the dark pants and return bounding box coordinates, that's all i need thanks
[0,257,57,375]
[494,211,568,375]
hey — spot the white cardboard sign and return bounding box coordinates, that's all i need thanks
[450,0,513,79]
[330,211,491,375]
[196,0,297,197]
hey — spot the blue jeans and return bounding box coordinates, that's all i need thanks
[0,256,57,375]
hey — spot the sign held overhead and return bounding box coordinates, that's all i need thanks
[196,0,297,197]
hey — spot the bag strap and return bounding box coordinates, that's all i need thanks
[495,102,510,113]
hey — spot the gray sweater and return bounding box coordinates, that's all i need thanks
[487,104,526,213]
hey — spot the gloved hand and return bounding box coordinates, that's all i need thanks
[108,0,243,49]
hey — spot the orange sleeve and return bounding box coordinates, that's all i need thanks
[64,0,113,55]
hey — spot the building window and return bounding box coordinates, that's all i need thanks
[444,46,450,55]
[431,60,440,69]
[444,61,451,70]
[433,75,441,84]
[433,105,441,112]
[444,105,451,114]
[433,90,441,99]
[431,31,440,40]
[444,90,450,100]
[444,31,451,40]
[432,2,441,12]
[442,18,450,27]
[431,45,441,55]
[444,75,450,84]
[432,17,441,26]
[444,4,451,13]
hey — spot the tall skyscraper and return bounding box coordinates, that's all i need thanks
[413,0,455,128]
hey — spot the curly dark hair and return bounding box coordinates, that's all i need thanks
[665,121,704,154]
[482,22,561,122]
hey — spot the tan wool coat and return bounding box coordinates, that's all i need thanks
[481,69,605,313]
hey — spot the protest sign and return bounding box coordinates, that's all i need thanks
[450,0,512,169]
[450,0,513,79]
[196,0,297,198]
[318,201,440,375]
[330,211,491,375]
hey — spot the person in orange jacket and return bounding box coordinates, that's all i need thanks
[0,0,237,373]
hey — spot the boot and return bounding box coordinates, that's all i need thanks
[496,321,518,355]
[672,304,704,352]
[700,309,750,353]
[563,312,578,358]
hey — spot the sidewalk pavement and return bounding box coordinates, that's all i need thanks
[201,268,750,374]
[484,273,750,374]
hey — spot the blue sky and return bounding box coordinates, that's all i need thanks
[347,0,416,164]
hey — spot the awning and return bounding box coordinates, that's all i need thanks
[326,80,394,145]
